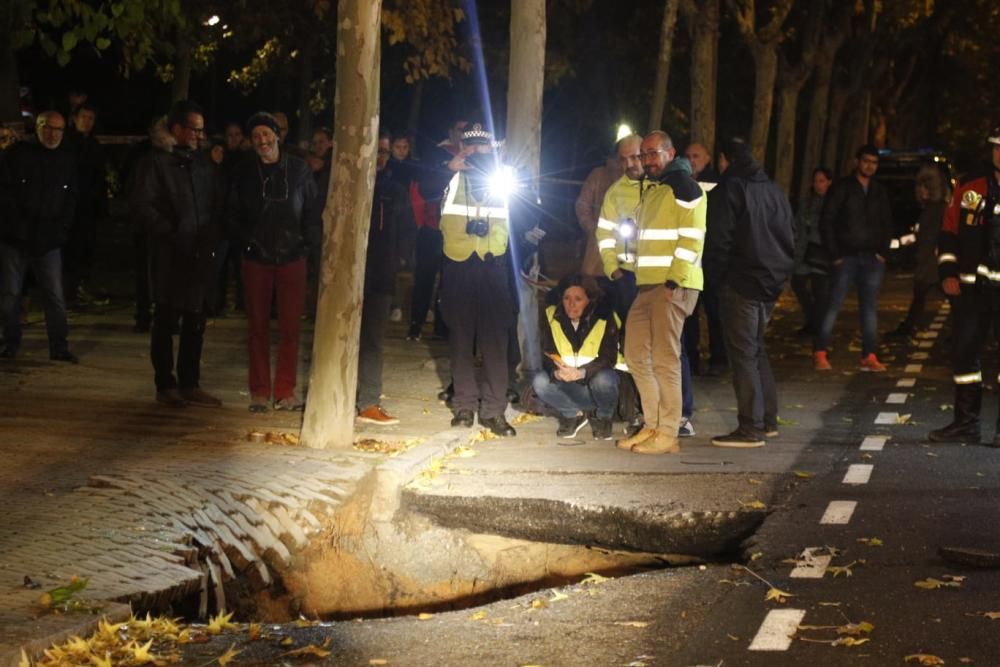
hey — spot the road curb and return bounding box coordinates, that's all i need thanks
[369,428,474,522]
[2,602,131,667]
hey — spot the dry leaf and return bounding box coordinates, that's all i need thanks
[281,639,332,658]
[765,587,795,603]
[530,598,548,609]
[613,621,649,628]
[279,637,295,647]
[750,551,763,561]
[130,639,156,665]
[741,499,767,510]
[856,537,883,547]
[837,621,874,636]
[828,561,857,578]
[897,413,912,424]
[468,611,487,621]
[417,613,434,620]
[914,578,962,590]
[817,601,841,607]
[905,655,946,666]
[977,611,1000,620]
[832,637,870,647]
[206,612,238,635]
[18,649,31,667]
[792,470,815,478]
[581,572,609,585]
[217,644,241,666]
[549,590,569,602]
[247,622,263,640]
[370,661,389,666]
[748,478,763,485]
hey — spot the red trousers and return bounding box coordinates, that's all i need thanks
[241,258,306,400]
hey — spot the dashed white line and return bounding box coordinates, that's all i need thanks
[875,412,900,424]
[905,364,923,373]
[886,393,908,404]
[843,464,873,485]
[749,609,807,651]
[860,435,887,451]
[790,547,833,579]
[897,378,916,387]
[821,500,858,524]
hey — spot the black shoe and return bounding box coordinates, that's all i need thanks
[625,413,645,438]
[50,350,79,364]
[557,414,589,438]
[451,409,474,428]
[928,419,980,443]
[178,387,223,407]
[480,414,516,437]
[405,324,422,341]
[156,388,188,408]
[506,388,520,405]
[591,417,613,441]
[711,429,765,448]
[438,383,455,404]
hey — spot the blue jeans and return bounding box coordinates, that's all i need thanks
[681,332,694,419]
[532,368,620,419]
[0,244,69,355]
[720,285,777,434]
[815,253,885,356]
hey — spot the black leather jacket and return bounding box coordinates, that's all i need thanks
[226,153,321,265]
[0,141,78,255]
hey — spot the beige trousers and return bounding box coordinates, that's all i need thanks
[624,285,699,433]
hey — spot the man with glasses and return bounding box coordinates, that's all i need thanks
[131,100,225,408]
[225,112,320,413]
[0,111,79,362]
[615,131,706,455]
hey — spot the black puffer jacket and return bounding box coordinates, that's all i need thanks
[130,146,224,312]
[820,176,893,259]
[704,155,794,301]
[0,141,78,255]
[226,153,321,265]
[365,169,410,295]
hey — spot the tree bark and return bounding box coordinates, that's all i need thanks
[680,0,719,155]
[505,0,546,182]
[822,85,848,172]
[171,34,192,102]
[648,0,680,132]
[301,0,383,449]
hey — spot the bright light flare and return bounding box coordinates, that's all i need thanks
[205,15,220,26]
[489,165,517,201]
[618,218,636,239]
[616,123,633,142]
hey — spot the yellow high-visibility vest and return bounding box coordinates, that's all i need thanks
[440,171,510,261]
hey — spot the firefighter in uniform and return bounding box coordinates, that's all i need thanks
[929,127,1000,446]
[438,123,518,437]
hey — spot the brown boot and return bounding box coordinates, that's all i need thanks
[631,430,680,455]
[616,427,655,451]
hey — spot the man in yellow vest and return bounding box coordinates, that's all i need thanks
[437,123,518,437]
[616,131,707,455]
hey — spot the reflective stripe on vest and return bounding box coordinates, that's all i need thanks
[546,305,607,369]
[954,371,982,384]
[439,172,510,261]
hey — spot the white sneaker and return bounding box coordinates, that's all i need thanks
[678,418,695,438]
[390,307,402,322]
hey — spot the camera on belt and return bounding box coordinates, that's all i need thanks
[466,218,490,237]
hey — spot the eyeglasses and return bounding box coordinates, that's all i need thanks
[640,150,665,159]
[184,125,206,136]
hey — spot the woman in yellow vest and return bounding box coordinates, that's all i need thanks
[532,275,620,441]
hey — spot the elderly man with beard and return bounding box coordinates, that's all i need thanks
[0,111,79,362]
[131,100,225,408]
[226,112,321,413]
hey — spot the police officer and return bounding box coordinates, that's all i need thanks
[438,123,518,437]
[929,126,1000,446]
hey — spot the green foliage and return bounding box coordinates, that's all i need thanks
[383,0,471,83]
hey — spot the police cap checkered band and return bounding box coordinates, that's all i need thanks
[461,123,493,145]
[989,126,1000,146]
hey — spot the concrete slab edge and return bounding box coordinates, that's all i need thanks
[369,428,475,522]
[1,602,132,667]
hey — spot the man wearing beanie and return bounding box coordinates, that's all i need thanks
[704,138,794,448]
[131,100,225,407]
[226,112,321,412]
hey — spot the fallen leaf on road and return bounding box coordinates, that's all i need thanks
[280,639,332,658]
[943,574,966,583]
[939,404,953,411]
[549,590,569,602]
[914,578,962,590]
[206,611,237,635]
[530,598,548,609]
[247,623,262,640]
[765,587,795,603]
[748,478,762,485]
[832,637,869,647]
[817,602,841,607]
[510,413,542,425]
[838,621,874,636]
[130,639,156,665]
[926,452,939,457]
[581,572,609,585]
[777,416,797,426]
[750,551,763,561]
[417,613,434,620]
[217,644,241,666]
[739,499,767,510]
[792,471,815,478]
[897,414,912,424]
[468,611,487,621]
[613,621,649,628]
[369,660,389,666]
[856,537,883,547]
[974,611,1000,620]
[905,655,946,666]
[828,563,855,577]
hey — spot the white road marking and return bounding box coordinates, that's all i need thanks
[897,378,916,387]
[923,331,939,338]
[930,323,943,330]
[821,500,858,524]
[905,364,923,373]
[886,393,908,404]
[875,412,900,424]
[749,609,808,651]
[918,341,934,349]
[843,464,873,485]
[912,352,929,360]
[790,547,832,579]
[860,435,887,451]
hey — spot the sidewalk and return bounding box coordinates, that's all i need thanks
[0,269,927,663]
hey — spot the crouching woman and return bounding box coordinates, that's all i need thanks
[533,275,620,441]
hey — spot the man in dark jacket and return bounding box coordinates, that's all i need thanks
[131,100,224,408]
[63,101,106,304]
[813,144,893,372]
[0,111,79,362]
[356,132,411,425]
[704,138,794,448]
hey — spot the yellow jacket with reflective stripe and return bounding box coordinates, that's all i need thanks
[546,305,605,368]
[595,175,642,278]
[633,171,707,289]
[440,171,509,261]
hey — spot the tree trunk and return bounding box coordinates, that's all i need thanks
[822,86,849,174]
[797,51,837,202]
[839,90,870,174]
[301,0,383,449]
[648,0,680,132]
[406,78,424,137]
[0,22,21,126]
[505,0,545,182]
[171,35,192,102]
[773,83,802,194]
[682,0,719,155]
[748,43,778,162]
[295,33,317,147]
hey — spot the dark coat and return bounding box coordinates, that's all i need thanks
[540,298,619,382]
[225,152,321,265]
[914,200,946,286]
[365,169,410,295]
[820,175,893,259]
[130,146,224,312]
[64,128,107,219]
[704,157,794,302]
[0,141,78,256]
